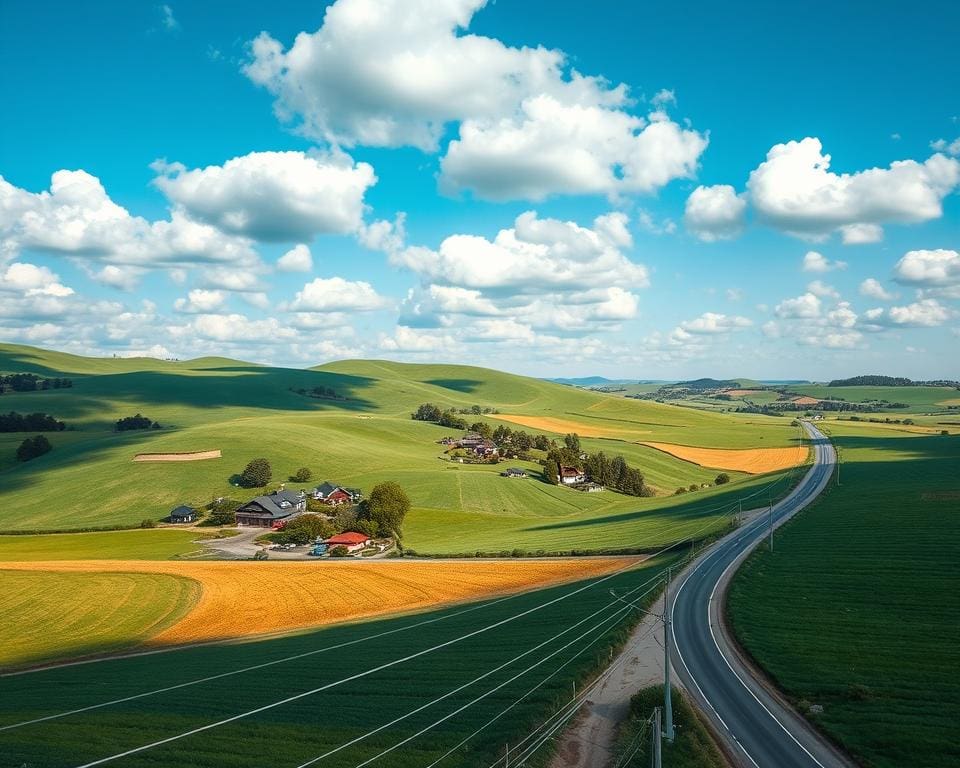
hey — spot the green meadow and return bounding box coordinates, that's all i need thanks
[0,557,675,768]
[0,344,802,554]
[786,383,958,412]
[728,423,960,768]
[0,529,216,561]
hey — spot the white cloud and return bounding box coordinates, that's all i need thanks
[277,244,313,273]
[201,268,263,292]
[684,184,747,241]
[839,223,883,244]
[159,4,178,31]
[776,292,821,319]
[930,136,960,156]
[153,151,376,242]
[174,289,227,313]
[802,250,847,273]
[726,288,743,302]
[441,98,707,200]
[170,313,298,343]
[885,299,952,327]
[289,276,387,312]
[893,249,960,287]
[90,264,142,291]
[379,326,455,353]
[859,278,895,301]
[0,170,258,268]
[747,137,960,241]
[0,262,73,297]
[679,312,752,334]
[807,280,840,300]
[244,0,706,202]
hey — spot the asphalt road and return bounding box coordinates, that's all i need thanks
[669,423,853,768]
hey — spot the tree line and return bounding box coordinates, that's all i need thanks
[116,413,161,431]
[0,411,66,432]
[0,373,73,393]
[412,403,471,430]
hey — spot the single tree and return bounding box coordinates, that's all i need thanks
[16,434,52,462]
[564,433,582,453]
[240,457,272,488]
[292,467,313,483]
[358,481,410,538]
[715,473,731,485]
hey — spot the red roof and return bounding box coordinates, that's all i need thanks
[325,531,369,545]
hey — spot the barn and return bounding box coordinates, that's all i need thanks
[169,505,197,524]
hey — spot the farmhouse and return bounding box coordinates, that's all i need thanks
[559,465,587,485]
[324,531,372,553]
[168,505,197,524]
[501,467,528,478]
[459,431,484,447]
[310,482,363,506]
[236,489,306,528]
[473,439,499,457]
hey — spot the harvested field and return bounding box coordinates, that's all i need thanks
[724,389,766,397]
[492,414,646,438]
[937,398,960,406]
[640,442,807,474]
[132,449,221,462]
[1,558,637,647]
[790,396,821,406]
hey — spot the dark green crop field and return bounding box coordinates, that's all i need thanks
[0,556,679,768]
[728,423,960,768]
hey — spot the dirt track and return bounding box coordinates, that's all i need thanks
[132,450,222,462]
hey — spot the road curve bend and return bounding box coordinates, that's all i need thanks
[669,423,854,768]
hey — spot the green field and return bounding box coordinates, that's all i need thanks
[786,383,959,413]
[0,529,217,561]
[728,423,960,768]
[0,557,676,768]
[0,344,802,554]
[0,569,200,668]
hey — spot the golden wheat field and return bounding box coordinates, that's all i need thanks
[491,414,646,438]
[640,442,808,474]
[723,389,766,397]
[1,558,637,647]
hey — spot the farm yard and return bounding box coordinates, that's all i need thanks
[728,422,960,768]
[0,556,680,768]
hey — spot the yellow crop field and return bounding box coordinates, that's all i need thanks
[1,558,637,647]
[492,414,646,438]
[640,442,807,474]
[724,389,766,397]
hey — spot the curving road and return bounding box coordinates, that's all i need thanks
[669,423,853,768]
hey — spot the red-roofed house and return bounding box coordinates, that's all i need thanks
[324,531,372,553]
[559,465,586,485]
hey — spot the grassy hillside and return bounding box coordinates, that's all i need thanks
[0,345,801,552]
[787,383,958,413]
[728,424,960,768]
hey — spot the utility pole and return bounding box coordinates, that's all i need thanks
[836,446,841,486]
[652,707,662,768]
[663,568,675,742]
[737,497,742,526]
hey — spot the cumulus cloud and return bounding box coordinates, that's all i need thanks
[807,280,840,299]
[802,251,846,273]
[678,312,752,334]
[866,299,952,327]
[859,278,895,301]
[244,0,706,201]
[930,136,960,156]
[893,249,960,287]
[277,244,313,272]
[0,170,258,268]
[776,292,821,319]
[684,184,747,241]
[747,137,959,241]
[174,289,227,313]
[153,151,376,242]
[1,262,73,297]
[379,326,455,353]
[288,276,387,312]
[169,313,298,343]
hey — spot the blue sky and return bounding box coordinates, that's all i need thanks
[1,0,958,379]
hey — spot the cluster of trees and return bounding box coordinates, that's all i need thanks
[16,435,52,462]
[204,497,238,526]
[490,424,550,455]
[454,405,498,415]
[116,414,160,431]
[411,403,470,430]
[0,373,73,393]
[675,473,730,495]
[0,411,66,432]
[294,386,344,400]
[542,434,652,497]
[291,467,312,482]
[239,457,272,488]
[270,513,334,545]
[828,375,915,387]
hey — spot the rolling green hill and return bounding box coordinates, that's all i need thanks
[0,344,803,551]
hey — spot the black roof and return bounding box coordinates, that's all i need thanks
[237,489,303,519]
[170,505,196,515]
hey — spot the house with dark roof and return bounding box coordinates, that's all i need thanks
[236,489,306,528]
[559,465,587,485]
[169,505,197,524]
[501,468,527,478]
[310,482,363,506]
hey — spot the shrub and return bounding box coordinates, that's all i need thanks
[688,484,699,492]
[116,414,158,431]
[204,497,239,526]
[16,435,52,462]
[253,549,269,560]
[291,467,313,483]
[329,545,350,557]
[675,487,687,495]
[139,518,157,528]
[715,473,731,485]
[240,457,272,488]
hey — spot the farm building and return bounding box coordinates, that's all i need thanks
[459,432,484,447]
[236,489,306,528]
[579,482,604,493]
[310,482,363,505]
[169,505,197,523]
[324,531,372,553]
[501,468,527,478]
[473,439,499,457]
[559,465,587,485]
